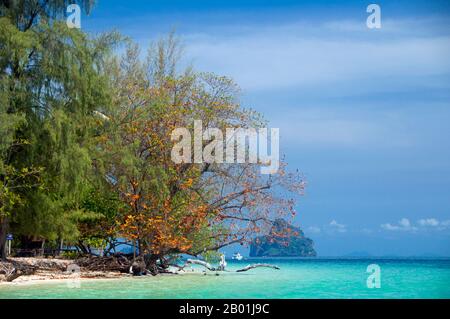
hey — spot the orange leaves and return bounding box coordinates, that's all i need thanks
[117,195,205,254]
[104,69,304,258]
[124,192,141,209]
[99,43,308,260]
[181,178,194,189]
[119,214,140,240]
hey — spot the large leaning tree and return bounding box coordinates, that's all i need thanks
[96,36,305,274]
[0,0,119,259]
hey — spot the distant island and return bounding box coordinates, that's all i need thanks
[249,219,317,257]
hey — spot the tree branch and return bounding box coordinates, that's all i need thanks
[236,263,280,272]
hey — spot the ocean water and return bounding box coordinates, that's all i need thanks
[1,258,449,299]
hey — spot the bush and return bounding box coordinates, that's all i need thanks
[61,251,79,260]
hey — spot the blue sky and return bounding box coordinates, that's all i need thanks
[82,0,450,256]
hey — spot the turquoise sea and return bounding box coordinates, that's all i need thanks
[1,258,450,299]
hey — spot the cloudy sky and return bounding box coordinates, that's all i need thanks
[82,0,450,256]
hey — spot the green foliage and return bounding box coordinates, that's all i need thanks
[73,187,122,245]
[0,2,121,248]
[0,1,302,263]
[60,250,79,259]
[202,250,221,264]
[249,219,316,257]
[0,0,96,31]
[80,187,120,222]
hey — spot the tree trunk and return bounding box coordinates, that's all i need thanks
[40,239,45,257]
[77,240,89,254]
[130,260,146,276]
[58,238,64,256]
[144,254,159,276]
[0,218,9,261]
[137,240,142,257]
[236,263,280,272]
[186,259,216,271]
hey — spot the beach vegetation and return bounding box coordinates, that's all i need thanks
[0,1,304,274]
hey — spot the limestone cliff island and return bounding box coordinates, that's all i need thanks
[250,219,317,257]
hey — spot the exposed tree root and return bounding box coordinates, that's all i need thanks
[75,255,133,273]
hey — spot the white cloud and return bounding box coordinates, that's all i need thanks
[436,220,450,231]
[381,218,417,232]
[418,218,440,227]
[381,223,401,231]
[329,220,347,233]
[418,218,450,231]
[184,19,450,92]
[181,17,450,150]
[441,220,450,227]
[399,218,411,228]
[416,218,450,231]
[382,217,450,232]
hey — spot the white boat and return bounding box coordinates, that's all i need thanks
[232,252,243,260]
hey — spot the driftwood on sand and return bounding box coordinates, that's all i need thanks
[1,254,280,282]
[0,260,37,282]
[0,256,133,282]
[75,255,132,273]
[236,263,280,272]
[186,259,216,271]
[185,259,280,273]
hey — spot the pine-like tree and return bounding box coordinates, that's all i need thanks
[0,0,118,259]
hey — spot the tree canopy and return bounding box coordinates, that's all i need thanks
[0,2,305,270]
[0,0,118,259]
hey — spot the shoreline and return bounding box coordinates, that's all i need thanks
[0,257,131,286]
[0,270,211,287]
[1,258,449,299]
[0,272,130,286]
[3,256,449,287]
[0,257,208,287]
